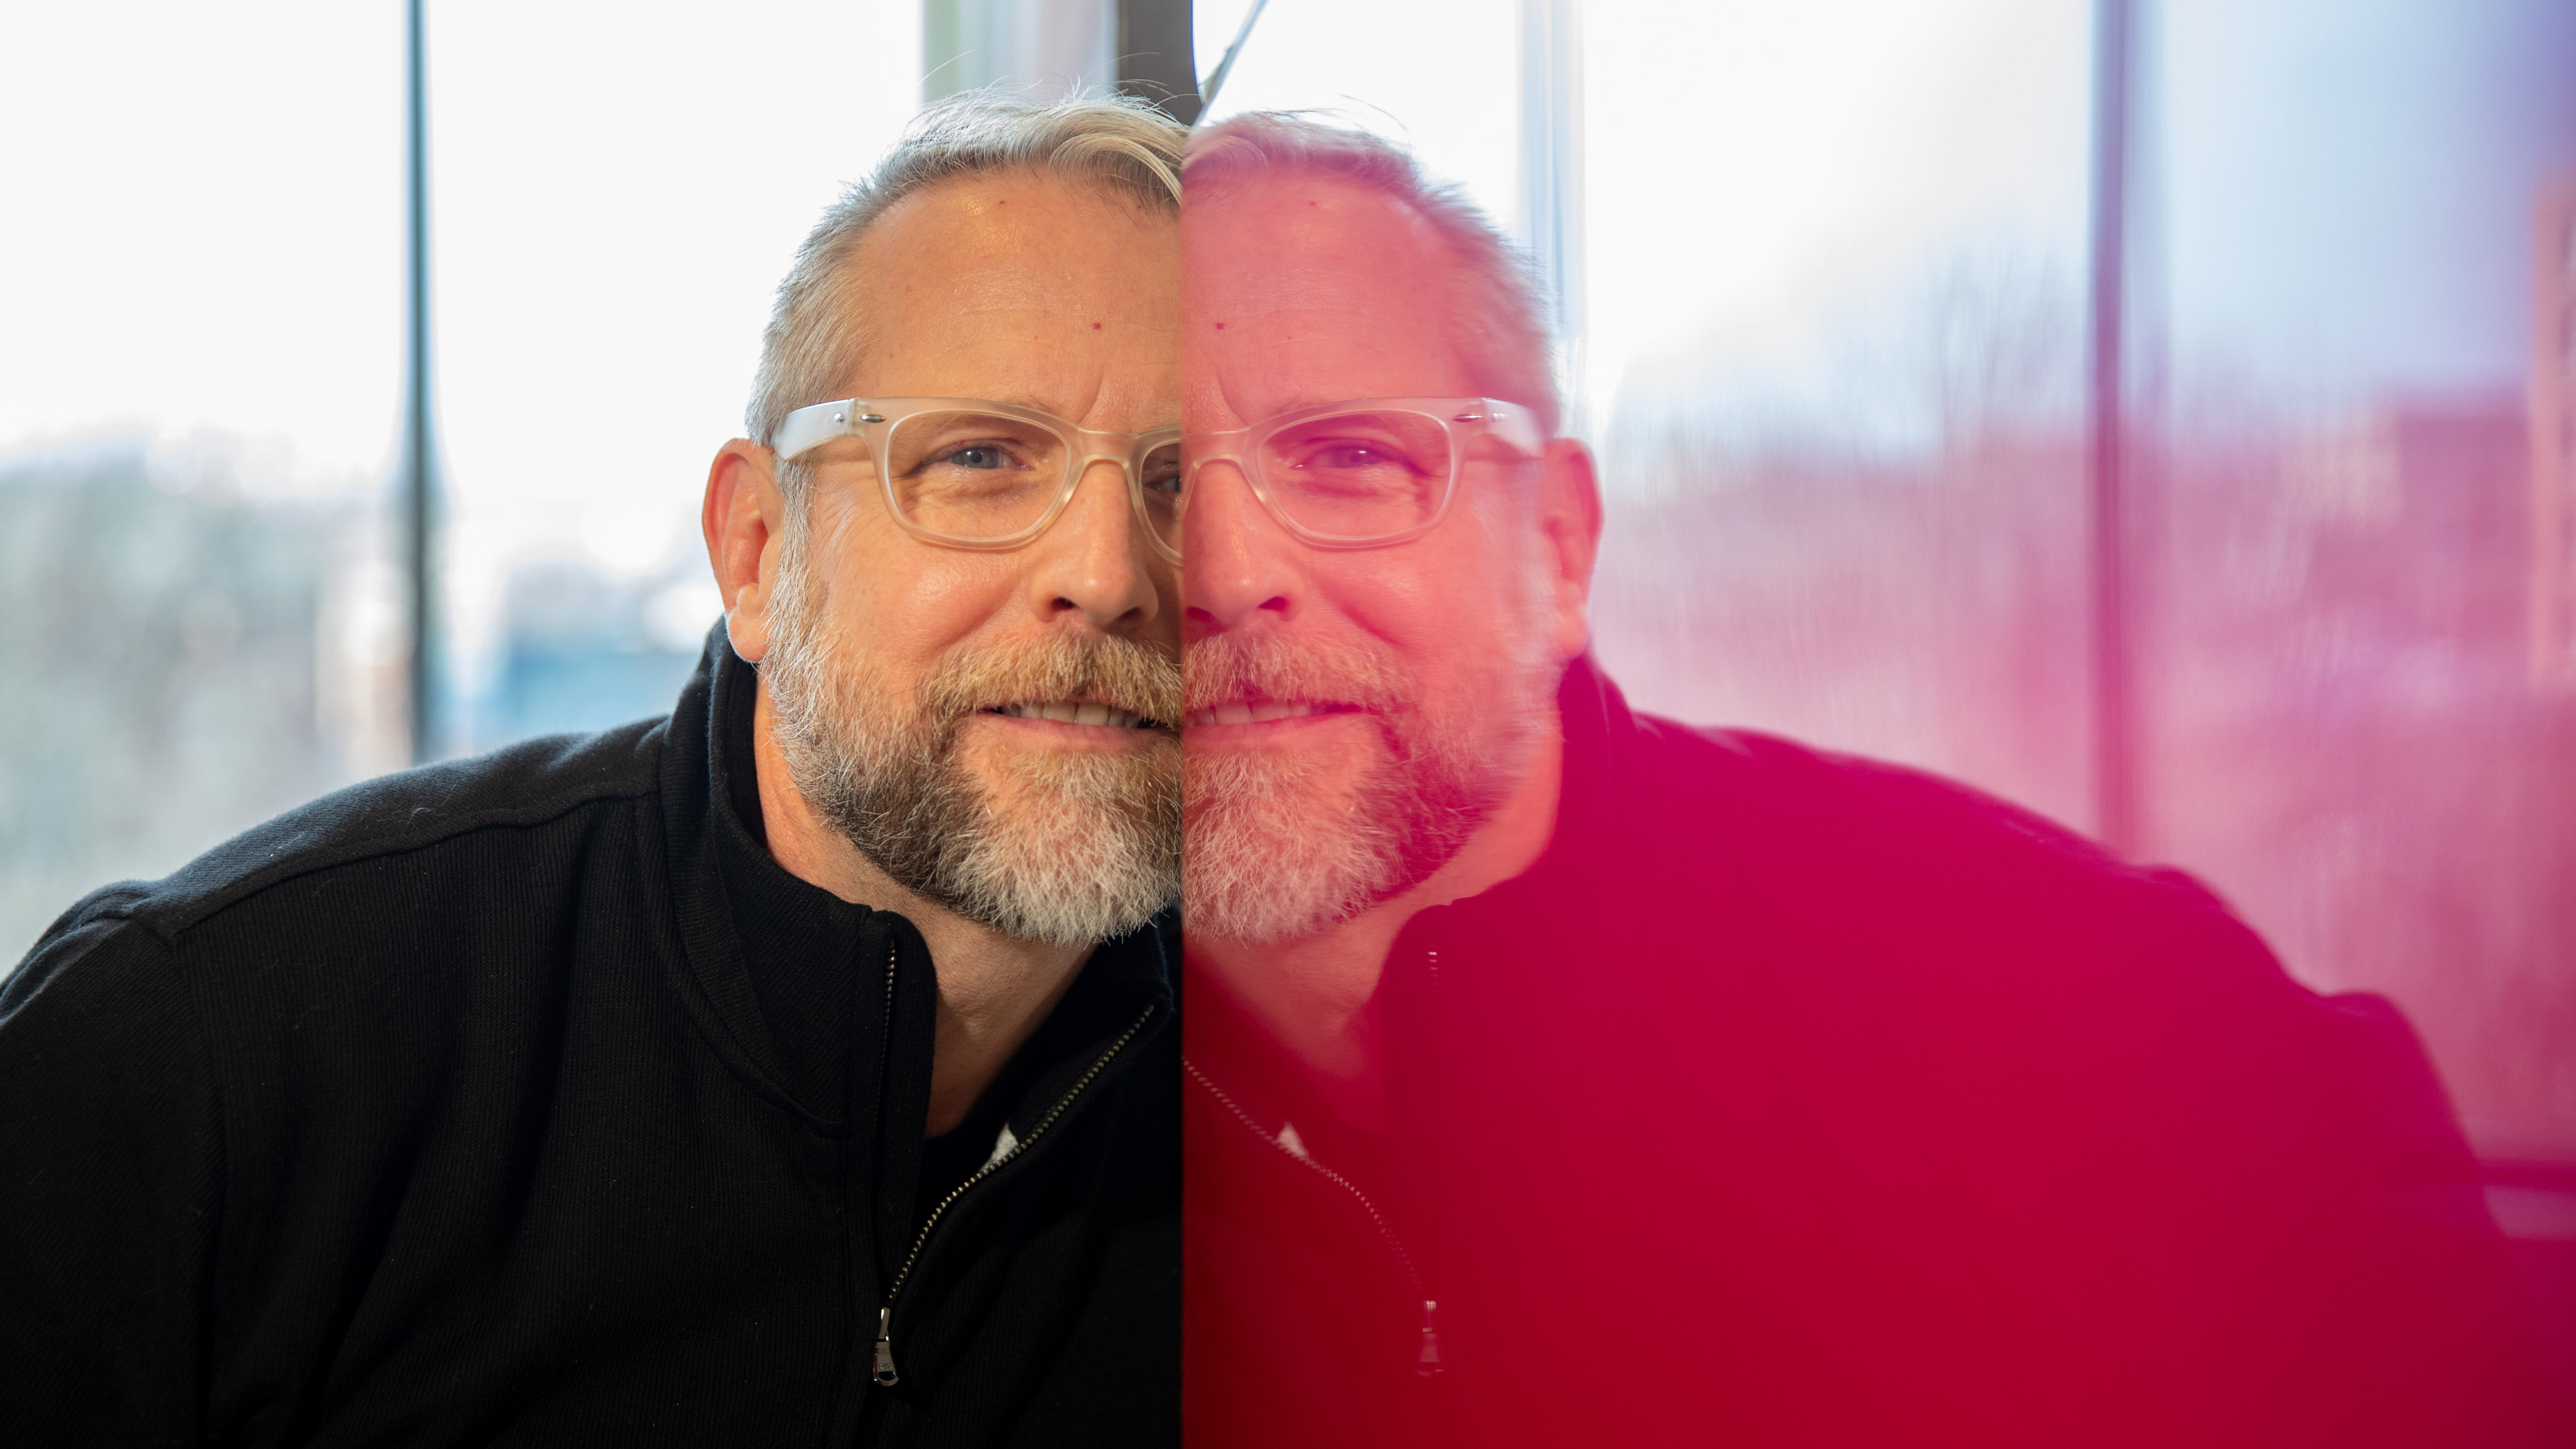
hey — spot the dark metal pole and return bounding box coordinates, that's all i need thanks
[1197,0,1269,118]
[2087,0,2135,853]
[1116,0,1199,125]
[403,0,437,763]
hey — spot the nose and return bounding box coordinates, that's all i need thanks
[1022,456,1164,632]
[1182,457,1302,637]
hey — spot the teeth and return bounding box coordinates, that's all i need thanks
[992,701,1152,728]
[1183,702,1323,728]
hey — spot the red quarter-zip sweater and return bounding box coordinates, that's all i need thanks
[1183,652,2567,1448]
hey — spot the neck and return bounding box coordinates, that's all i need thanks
[1185,711,1564,1128]
[751,683,1090,1139]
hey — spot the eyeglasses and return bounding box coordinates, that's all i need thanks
[773,397,1182,563]
[769,395,1549,561]
[1180,398,1546,549]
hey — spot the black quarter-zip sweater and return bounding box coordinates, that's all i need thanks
[0,628,1179,1447]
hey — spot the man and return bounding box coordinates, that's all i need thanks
[2,96,1185,1446]
[1175,115,2570,1448]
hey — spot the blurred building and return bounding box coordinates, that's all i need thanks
[0,434,719,959]
[0,438,400,957]
[2154,396,2569,1151]
[466,555,717,749]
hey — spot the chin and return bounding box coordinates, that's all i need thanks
[942,754,1182,945]
[1182,749,1393,944]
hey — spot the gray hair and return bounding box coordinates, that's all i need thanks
[746,91,1188,505]
[1183,113,1559,436]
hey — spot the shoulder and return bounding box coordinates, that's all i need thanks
[1620,712,2132,888]
[116,718,660,942]
[3,715,677,1175]
[1600,707,2459,1163]
[1580,722,2547,1438]
[9,717,668,993]
[1602,709,2315,1028]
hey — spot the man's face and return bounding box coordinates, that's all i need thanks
[760,172,1182,944]
[1179,175,1571,943]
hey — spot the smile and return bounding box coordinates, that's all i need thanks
[1181,701,1354,728]
[983,700,1162,729]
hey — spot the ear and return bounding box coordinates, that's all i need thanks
[702,438,790,663]
[1534,438,1604,661]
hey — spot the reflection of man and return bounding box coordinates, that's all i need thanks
[3,97,1185,1446]
[1177,116,2569,1448]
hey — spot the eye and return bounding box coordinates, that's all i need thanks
[940,443,1013,470]
[1138,442,1185,497]
[1305,443,1395,470]
[1287,437,1429,474]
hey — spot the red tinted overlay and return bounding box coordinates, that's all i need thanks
[1175,112,2573,1447]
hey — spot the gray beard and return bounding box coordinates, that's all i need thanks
[1179,628,1546,945]
[759,525,1181,947]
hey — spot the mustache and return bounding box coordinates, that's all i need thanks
[922,631,1183,728]
[1183,631,1416,714]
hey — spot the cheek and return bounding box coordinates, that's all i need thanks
[1323,531,1537,699]
[815,515,1026,668]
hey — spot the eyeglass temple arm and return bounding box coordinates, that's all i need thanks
[771,399,884,462]
[1464,399,1548,457]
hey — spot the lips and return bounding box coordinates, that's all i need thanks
[1181,701,1353,728]
[1183,630,1410,736]
[984,700,1163,729]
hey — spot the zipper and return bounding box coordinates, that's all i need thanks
[865,939,898,1384]
[870,999,1159,1387]
[1184,1055,1444,1377]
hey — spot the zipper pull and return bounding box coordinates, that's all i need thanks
[872,1305,899,1386]
[1416,1299,1442,1377]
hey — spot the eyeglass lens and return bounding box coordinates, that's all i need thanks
[884,409,1181,553]
[1138,440,1182,553]
[1188,408,1456,542]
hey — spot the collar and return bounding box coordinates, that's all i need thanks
[1418,648,1634,927]
[707,632,880,1112]
[659,624,1175,1128]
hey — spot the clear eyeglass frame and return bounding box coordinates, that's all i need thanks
[1181,397,1549,550]
[771,396,1184,565]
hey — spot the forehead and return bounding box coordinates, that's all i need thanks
[844,170,1180,404]
[1183,173,1475,422]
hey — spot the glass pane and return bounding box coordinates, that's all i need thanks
[2154,0,2576,1169]
[1195,0,1521,225]
[1586,0,2095,826]
[0,2,405,957]
[428,0,920,752]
